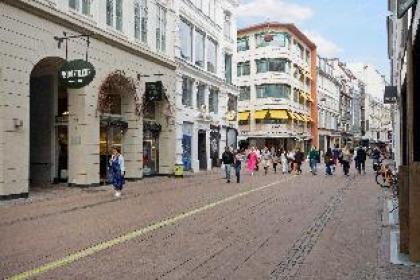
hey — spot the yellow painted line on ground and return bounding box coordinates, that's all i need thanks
[6,176,293,280]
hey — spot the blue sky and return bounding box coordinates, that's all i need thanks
[237,0,390,77]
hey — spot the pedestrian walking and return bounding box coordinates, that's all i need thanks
[109,147,125,198]
[332,144,341,173]
[255,148,261,172]
[280,149,289,174]
[234,149,242,183]
[261,147,272,175]
[341,145,353,176]
[308,146,320,175]
[355,145,367,174]
[246,147,258,176]
[272,150,279,173]
[222,147,235,183]
[287,150,295,173]
[294,148,305,175]
[324,147,334,175]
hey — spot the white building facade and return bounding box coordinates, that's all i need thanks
[173,0,239,172]
[235,23,318,152]
[348,64,392,144]
[317,56,341,152]
[0,0,179,199]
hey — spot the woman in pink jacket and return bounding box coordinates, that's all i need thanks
[246,147,258,176]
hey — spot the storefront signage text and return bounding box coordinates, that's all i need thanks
[59,59,96,89]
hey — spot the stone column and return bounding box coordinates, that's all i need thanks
[174,75,184,165]
[67,87,100,186]
[191,125,199,172]
[121,95,142,180]
[206,129,211,171]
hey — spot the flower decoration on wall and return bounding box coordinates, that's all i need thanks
[98,70,142,117]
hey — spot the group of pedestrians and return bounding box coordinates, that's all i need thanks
[221,143,372,184]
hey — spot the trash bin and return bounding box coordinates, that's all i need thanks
[174,164,184,178]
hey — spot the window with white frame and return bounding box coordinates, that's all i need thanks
[256,84,291,99]
[134,0,148,43]
[206,37,217,73]
[156,5,167,52]
[197,84,206,109]
[179,18,193,61]
[195,29,205,67]
[224,53,233,84]
[69,0,92,16]
[208,88,218,113]
[237,61,250,77]
[182,76,193,107]
[106,0,123,31]
[223,11,232,39]
[239,86,250,101]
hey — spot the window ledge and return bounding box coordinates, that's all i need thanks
[67,9,96,25]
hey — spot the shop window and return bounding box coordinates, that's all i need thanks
[237,37,249,52]
[239,86,250,101]
[256,84,291,99]
[134,0,148,43]
[195,29,205,67]
[182,76,193,107]
[156,5,167,52]
[207,37,217,73]
[179,18,193,61]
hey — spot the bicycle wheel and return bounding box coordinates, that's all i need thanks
[376,173,388,188]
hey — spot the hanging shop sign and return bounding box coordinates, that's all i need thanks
[145,81,163,102]
[398,0,417,18]
[384,86,398,104]
[59,59,96,89]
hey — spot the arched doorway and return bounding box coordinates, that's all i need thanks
[29,57,68,186]
[98,71,135,181]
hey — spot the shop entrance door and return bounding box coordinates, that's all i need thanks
[198,130,207,170]
[143,135,159,176]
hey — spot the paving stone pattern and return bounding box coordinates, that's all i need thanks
[1,166,420,279]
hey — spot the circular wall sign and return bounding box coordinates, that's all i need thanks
[59,59,96,89]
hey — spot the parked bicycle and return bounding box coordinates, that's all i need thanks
[375,162,399,212]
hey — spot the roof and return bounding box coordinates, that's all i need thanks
[237,22,316,50]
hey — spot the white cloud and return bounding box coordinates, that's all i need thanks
[304,31,342,57]
[237,0,313,23]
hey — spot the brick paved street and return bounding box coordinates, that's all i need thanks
[1,166,420,280]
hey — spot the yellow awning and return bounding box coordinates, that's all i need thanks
[238,111,250,121]
[254,110,268,120]
[299,91,307,100]
[288,111,297,120]
[294,113,304,122]
[269,110,288,120]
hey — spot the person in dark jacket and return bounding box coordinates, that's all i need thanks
[294,148,305,175]
[355,145,367,174]
[222,147,235,183]
[324,148,334,175]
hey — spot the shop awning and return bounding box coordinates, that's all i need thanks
[238,111,250,121]
[254,110,268,119]
[269,110,288,120]
[288,111,297,120]
[294,113,305,122]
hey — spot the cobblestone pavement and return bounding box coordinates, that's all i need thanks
[1,166,420,280]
